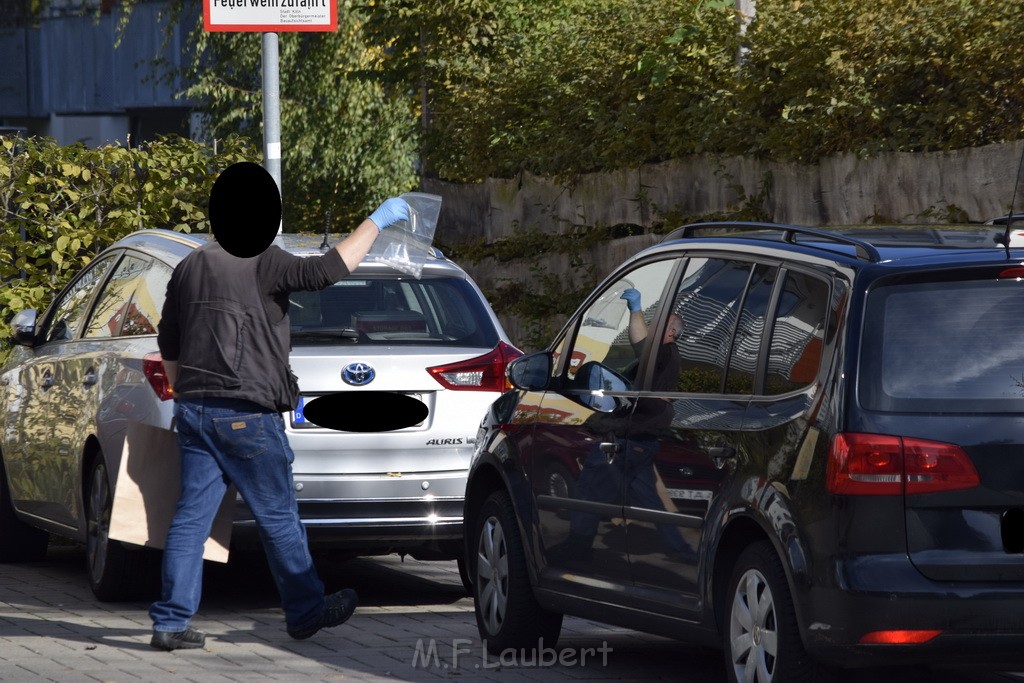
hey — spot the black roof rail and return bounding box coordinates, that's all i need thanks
[661,221,882,262]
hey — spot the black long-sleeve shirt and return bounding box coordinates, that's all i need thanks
[158,242,349,412]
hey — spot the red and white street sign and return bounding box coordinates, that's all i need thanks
[203,0,338,32]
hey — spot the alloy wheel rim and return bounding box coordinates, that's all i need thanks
[86,463,110,583]
[729,568,778,683]
[475,515,509,635]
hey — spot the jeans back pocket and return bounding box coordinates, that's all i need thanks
[211,413,269,460]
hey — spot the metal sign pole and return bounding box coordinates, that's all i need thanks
[262,31,282,233]
[205,0,336,237]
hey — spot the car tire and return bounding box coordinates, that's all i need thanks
[456,556,472,595]
[472,489,562,653]
[723,540,835,683]
[0,458,49,562]
[85,455,159,602]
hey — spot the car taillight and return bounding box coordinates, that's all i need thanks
[143,352,174,401]
[999,265,1024,279]
[427,341,524,392]
[859,629,942,645]
[827,433,979,495]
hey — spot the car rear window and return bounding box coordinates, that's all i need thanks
[288,277,498,348]
[859,277,1024,412]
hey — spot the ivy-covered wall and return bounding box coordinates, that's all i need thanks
[2,135,1022,357]
[430,141,1024,351]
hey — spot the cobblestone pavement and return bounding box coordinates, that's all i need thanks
[0,543,1021,683]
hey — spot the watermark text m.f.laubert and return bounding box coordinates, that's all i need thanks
[411,638,613,670]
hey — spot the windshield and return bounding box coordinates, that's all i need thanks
[859,276,1024,412]
[288,277,498,348]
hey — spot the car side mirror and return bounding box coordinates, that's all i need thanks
[507,351,552,391]
[10,309,38,347]
[573,360,630,412]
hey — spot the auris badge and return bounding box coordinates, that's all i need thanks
[341,362,375,386]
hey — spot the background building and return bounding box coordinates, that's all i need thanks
[0,0,199,146]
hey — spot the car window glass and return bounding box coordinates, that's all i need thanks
[43,255,117,343]
[289,277,498,348]
[549,333,570,379]
[861,277,1024,411]
[673,258,753,394]
[83,255,148,338]
[723,264,778,394]
[565,259,677,389]
[765,270,830,395]
[122,259,172,337]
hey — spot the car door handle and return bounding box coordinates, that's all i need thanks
[83,369,98,387]
[41,371,54,388]
[709,446,736,469]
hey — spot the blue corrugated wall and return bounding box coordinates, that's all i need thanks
[0,1,194,118]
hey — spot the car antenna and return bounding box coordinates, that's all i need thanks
[320,205,332,252]
[1000,143,1024,258]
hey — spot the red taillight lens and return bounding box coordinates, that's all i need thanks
[999,266,1024,279]
[859,629,942,645]
[827,433,979,495]
[827,433,903,495]
[143,352,174,401]
[427,341,524,392]
[903,437,980,494]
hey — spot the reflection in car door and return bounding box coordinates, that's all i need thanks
[6,254,119,526]
[530,258,678,597]
[623,257,773,618]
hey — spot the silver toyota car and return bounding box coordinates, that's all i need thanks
[0,229,519,600]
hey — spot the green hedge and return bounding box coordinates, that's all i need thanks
[0,134,257,354]
[417,0,1024,179]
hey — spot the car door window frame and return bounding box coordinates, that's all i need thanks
[756,263,835,397]
[556,255,684,399]
[82,252,155,339]
[38,251,124,344]
[666,252,768,397]
[643,251,835,399]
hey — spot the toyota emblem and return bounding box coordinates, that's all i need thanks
[341,362,376,386]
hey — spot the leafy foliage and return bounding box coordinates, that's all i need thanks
[366,0,1024,177]
[729,0,1024,161]
[128,0,419,230]
[364,0,740,181]
[0,134,255,353]
[111,0,1024,188]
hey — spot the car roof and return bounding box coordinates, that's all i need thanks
[656,221,1024,268]
[113,229,463,276]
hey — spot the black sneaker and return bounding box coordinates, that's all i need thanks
[287,588,359,640]
[150,627,207,651]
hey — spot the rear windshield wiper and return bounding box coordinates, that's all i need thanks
[290,327,360,342]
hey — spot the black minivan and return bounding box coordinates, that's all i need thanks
[463,223,1024,683]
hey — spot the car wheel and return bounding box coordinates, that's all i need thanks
[472,489,562,653]
[85,455,159,602]
[0,458,49,562]
[456,556,472,595]
[723,541,834,683]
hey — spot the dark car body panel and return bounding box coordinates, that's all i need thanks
[464,223,1024,673]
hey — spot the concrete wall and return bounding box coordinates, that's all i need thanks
[422,141,1024,349]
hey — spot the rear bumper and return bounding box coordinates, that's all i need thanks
[230,498,464,555]
[801,552,1024,668]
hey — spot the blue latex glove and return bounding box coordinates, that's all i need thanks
[620,288,642,313]
[368,198,410,231]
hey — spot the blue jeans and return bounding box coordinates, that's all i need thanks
[149,397,324,634]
